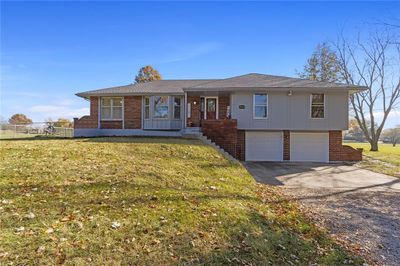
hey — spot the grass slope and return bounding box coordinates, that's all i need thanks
[348,142,400,177]
[0,138,363,265]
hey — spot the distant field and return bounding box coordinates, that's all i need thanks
[347,142,400,177]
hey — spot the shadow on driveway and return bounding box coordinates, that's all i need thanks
[244,161,400,265]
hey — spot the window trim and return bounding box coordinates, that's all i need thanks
[310,93,325,119]
[173,96,182,120]
[144,96,150,120]
[100,97,124,121]
[153,95,170,120]
[253,93,268,119]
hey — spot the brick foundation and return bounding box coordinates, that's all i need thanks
[124,96,142,129]
[201,120,239,158]
[283,130,290,160]
[237,130,246,161]
[100,121,123,129]
[329,131,362,161]
[74,96,99,128]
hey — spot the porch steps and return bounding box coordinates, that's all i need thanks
[197,135,238,163]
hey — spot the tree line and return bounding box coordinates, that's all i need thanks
[4,114,74,128]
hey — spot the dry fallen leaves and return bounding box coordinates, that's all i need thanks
[111,221,121,229]
[24,212,35,219]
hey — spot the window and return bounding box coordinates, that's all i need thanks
[173,97,181,119]
[311,93,325,118]
[101,97,123,120]
[187,103,191,118]
[154,96,169,119]
[144,97,150,119]
[253,94,268,118]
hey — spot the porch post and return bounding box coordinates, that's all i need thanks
[183,92,187,129]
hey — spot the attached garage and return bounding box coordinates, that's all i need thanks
[290,132,329,162]
[245,131,283,161]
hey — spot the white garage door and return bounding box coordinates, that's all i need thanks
[245,131,283,161]
[290,132,329,162]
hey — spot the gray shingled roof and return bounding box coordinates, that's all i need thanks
[76,73,366,98]
[184,73,366,90]
[76,80,217,98]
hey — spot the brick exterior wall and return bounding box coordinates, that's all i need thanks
[237,130,246,161]
[100,121,123,129]
[329,131,362,161]
[74,96,143,130]
[218,96,230,119]
[202,120,239,158]
[74,96,99,129]
[124,96,142,129]
[187,95,201,127]
[283,130,290,160]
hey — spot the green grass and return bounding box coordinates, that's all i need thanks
[0,129,39,139]
[347,142,400,177]
[0,137,363,265]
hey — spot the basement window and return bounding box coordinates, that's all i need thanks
[311,93,325,118]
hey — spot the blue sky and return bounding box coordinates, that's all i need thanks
[1,1,399,127]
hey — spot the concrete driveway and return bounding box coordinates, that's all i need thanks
[244,162,400,265]
[244,162,400,191]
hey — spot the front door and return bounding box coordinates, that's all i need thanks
[205,98,217,119]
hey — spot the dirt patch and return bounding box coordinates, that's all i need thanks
[284,187,400,266]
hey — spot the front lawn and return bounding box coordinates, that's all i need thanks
[0,137,363,265]
[347,142,400,177]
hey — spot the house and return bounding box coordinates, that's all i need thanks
[74,73,365,162]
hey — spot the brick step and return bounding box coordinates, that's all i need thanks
[198,135,237,163]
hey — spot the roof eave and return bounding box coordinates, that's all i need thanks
[183,86,368,92]
[75,92,185,98]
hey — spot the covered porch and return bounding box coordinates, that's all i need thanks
[184,91,243,160]
[185,91,231,128]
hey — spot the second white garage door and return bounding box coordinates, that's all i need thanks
[245,131,283,161]
[290,132,329,162]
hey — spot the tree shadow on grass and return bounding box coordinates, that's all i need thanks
[0,136,71,141]
[0,179,364,265]
[169,210,361,265]
[82,136,204,146]
[0,136,206,146]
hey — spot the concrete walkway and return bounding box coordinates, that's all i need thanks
[244,162,400,265]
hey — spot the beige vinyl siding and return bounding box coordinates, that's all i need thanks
[231,90,348,130]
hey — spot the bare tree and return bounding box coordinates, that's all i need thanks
[335,29,400,151]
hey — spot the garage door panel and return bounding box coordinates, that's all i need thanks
[246,131,283,161]
[290,132,329,162]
